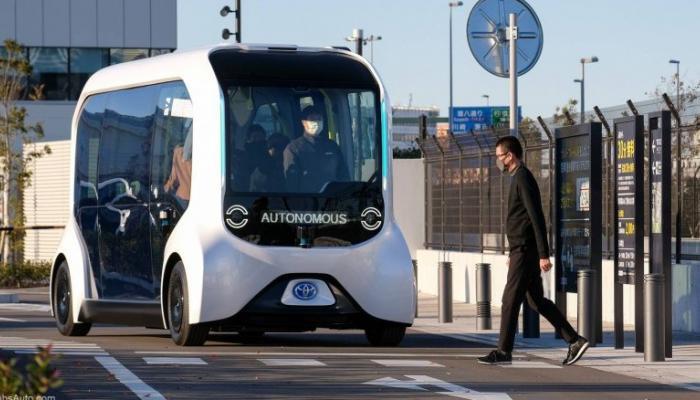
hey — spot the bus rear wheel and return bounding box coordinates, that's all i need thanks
[364,325,406,347]
[168,262,209,346]
[53,261,91,336]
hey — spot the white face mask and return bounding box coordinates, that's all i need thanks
[496,157,506,173]
[305,120,323,136]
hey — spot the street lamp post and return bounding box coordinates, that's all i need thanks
[670,59,681,263]
[449,1,464,133]
[579,56,599,123]
[481,94,490,106]
[574,79,583,121]
[220,0,242,43]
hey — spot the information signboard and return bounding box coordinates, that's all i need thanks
[554,123,602,342]
[450,106,522,133]
[613,116,643,285]
[612,116,643,350]
[648,111,672,357]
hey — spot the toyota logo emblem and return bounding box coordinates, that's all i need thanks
[292,282,318,301]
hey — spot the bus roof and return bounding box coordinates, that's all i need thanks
[80,43,361,100]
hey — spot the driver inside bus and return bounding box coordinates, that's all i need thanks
[283,105,350,192]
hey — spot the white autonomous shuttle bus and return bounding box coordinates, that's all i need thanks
[50,44,415,346]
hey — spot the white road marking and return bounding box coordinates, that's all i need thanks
[500,361,561,369]
[143,357,207,365]
[0,303,51,312]
[364,375,512,400]
[0,336,107,356]
[15,350,108,356]
[134,350,526,358]
[0,317,26,322]
[372,359,445,368]
[258,358,326,366]
[95,356,165,400]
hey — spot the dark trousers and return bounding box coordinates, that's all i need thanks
[498,245,578,353]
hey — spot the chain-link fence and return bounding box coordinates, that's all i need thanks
[414,118,700,261]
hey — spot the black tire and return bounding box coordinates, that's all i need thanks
[53,261,91,336]
[364,325,406,347]
[168,262,209,346]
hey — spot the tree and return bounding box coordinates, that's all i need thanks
[552,98,578,127]
[646,73,700,123]
[0,39,51,266]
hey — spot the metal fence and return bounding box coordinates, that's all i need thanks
[415,118,700,261]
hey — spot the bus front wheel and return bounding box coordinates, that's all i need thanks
[364,325,406,347]
[168,262,209,346]
[53,261,91,336]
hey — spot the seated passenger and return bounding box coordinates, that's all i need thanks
[164,127,193,207]
[283,106,350,192]
[249,133,290,192]
[234,124,268,190]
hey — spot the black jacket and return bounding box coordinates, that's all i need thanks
[506,164,550,258]
[283,134,350,193]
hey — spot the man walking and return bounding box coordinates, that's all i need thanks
[478,136,589,366]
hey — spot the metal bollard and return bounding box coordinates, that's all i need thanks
[412,259,419,318]
[438,261,453,323]
[476,263,492,330]
[644,273,665,362]
[577,269,596,347]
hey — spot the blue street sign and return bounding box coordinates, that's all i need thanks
[450,106,523,133]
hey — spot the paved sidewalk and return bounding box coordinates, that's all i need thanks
[412,292,700,393]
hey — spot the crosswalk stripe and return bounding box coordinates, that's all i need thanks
[371,360,445,368]
[258,358,326,366]
[96,356,165,400]
[500,361,561,369]
[143,357,207,365]
[0,304,51,312]
[0,317,26,322]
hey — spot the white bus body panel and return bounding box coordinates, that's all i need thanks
[51,44,415,327]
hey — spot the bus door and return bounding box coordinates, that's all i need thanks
[96,87,156,300]
[148,82,194,300]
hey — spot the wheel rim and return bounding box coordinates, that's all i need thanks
[170,278,184,333]
[56,269,70,325]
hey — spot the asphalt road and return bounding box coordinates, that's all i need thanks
[0,295,696,400]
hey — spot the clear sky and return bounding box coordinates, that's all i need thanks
[178,0,700,120]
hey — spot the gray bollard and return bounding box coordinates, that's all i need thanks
[476,263,492,330]
[438,261,453,323]
[577,269,596,347]
[644,273,665,362]
[412,259,419,318]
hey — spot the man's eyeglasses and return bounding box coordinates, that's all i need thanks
[495,152,509,159]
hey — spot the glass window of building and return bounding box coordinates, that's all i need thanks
[28,47,69,100]
[70,48,109,100]
[110,48,149,65]
[150,49,174,57]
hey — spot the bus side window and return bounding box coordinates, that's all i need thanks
[152,81,193,210]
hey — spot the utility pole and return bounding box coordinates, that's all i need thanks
[345,29,364,56]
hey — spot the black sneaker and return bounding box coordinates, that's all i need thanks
[478,350,512,365]
[563,337,589,365]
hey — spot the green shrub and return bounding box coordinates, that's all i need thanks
[0,345,63,396]
[0,261,51,288]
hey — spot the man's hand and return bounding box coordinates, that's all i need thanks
[540,258,552,272]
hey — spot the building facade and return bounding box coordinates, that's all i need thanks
[0,0,177,261]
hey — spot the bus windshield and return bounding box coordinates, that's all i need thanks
[224,85,380,195]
